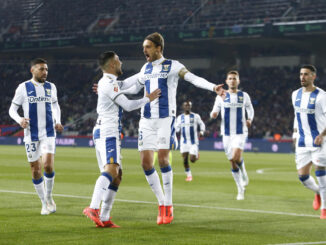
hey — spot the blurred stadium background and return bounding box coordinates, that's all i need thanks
[1,0,326,150]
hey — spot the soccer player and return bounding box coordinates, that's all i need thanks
[83,51,161,227]
[176,101,205,181]
[109,32,223,225]
[292,65,326,219]
[8,58,63,215]
[210,71,254,200]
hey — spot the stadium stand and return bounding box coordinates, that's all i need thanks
[2,0,326,41]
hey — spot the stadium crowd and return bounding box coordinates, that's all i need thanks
[2,61,325,139]
[1,0,326,41]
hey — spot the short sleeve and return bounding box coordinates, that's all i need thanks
[12,84,25,106]
[172,60,186,76]
[318,91,326,115]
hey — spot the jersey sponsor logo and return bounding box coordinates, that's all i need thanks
[295,106,315,114]
[224,102,243,108]
[142,73,168,80]
[28,96,51,103]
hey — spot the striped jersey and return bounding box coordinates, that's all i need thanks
[136,56,185,119]
[292,87,326,148]
[95,73,123,138]
[211,91,254,136]
[12,80,58,142]
[176,113,205,145]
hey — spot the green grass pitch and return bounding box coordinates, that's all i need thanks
[1,145,326,245]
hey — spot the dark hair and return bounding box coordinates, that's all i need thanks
[145,32,164,52]
[98,51,116,69]
[30,58,47,67]
[227,70,239,77]
[301,64,317,73]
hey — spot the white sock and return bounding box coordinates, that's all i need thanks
[231,169,243,192]
[90,173,112,209]
[33,177,46,205]
[185,168,192,177]
[299,175,319,193]
[161,166,173,206]
[316,171,326,209]
[238,160,248,178]
[44,172,55,200]
[144,168,164,206]
[100,185,118,221]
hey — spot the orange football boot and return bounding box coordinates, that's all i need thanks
[163,205,173,224]
[313,194,321,211]
[157,205,165,225]
[83,207,103,227]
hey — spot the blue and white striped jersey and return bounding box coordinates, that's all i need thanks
[292,87,326,148]
[211,91,254,136]
[12,80,58,142]
[137,56,185,119]
[176,113,205,145]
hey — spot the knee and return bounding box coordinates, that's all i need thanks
[190,156,196,163]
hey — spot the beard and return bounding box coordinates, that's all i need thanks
[116,68,123,77]
[36,76,46,83]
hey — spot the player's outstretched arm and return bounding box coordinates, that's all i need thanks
[115,89,161,112]
[121,82,143,95]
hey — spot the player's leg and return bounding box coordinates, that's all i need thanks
[296,149,321,211]
[84,137,118,227]
[233,135,249,186]
[230,148,245,200]
[182,152,192,181]
[26,141,49,215]
[139,119,165,224]
[189,144,199,164]
[41,137,56,213]
[99,136,122,228]
[313,146,326,218]
[157,117,175,224]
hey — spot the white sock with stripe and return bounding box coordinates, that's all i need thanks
[33,177,46,205]
[144,168,165,206]
[231,168,243,192]
[316,170,326,209]
[44,171,55,200]
[299,175,319,193]
[100,184,118,222]
[90,172,112,209]
[161,166,173,206]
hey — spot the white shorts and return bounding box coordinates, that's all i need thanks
[93,128,122,172]
[295,144,326,170]
[138,117,176,151]
[180,143,198,157]
[222,134,247,160]
[25,137,56,162]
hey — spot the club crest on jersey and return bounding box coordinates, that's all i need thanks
[45,89,51,96]
[162,64,170,72]
[190,118,194,123]
[114,86,119,92]
[309,97,316,104]
[238,96,243,102]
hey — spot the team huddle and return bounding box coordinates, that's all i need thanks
[8,32,326,227]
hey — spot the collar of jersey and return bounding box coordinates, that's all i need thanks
[30,79,45,86]
[151,56,165,66]
[103,73,117,81]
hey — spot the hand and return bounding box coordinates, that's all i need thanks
[146,88,161,102]
[92,83,98,94]
[210,112,218,119]
[214,84,226,99]
[55,123,64,133]
[246,119,252,128]
[20,118,30,129]
[314,135,324,145]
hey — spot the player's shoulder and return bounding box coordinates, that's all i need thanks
[316,87,326,99]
